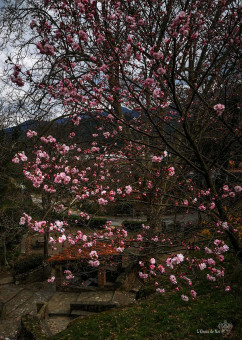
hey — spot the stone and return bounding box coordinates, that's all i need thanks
[48,292,79,316]
[0,282,55,339]
[0,285,23,304]
[0,277,14,285]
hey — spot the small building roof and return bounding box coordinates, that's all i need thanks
[48,240,120,263]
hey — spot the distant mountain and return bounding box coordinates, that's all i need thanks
[4,119,38,134]
[3,107,139,136]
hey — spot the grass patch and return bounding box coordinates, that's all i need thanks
[51,263,242,340]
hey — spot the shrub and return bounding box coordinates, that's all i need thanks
[14,254,44,275]
[87,217,107,228]
[122,220,146,231]
[68,216,107,229]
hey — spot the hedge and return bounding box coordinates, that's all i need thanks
[14,254,44,275]
[87,217,108,228]
[68,216,108,229]
[122,220,146,231]
[55,212,107,229]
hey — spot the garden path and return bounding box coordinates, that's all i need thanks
[0,279,55,339]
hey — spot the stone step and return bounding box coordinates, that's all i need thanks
[70,310,97,318]
[48,292,79,316]
[4,289,33,317]
[76,290,115,303]
[0,285,23,304]
[70,301,118,313]
[0,276,14,285]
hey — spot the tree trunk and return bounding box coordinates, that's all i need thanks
[42,192,51,259]
[44,232,49,259]
[2,233,8,266]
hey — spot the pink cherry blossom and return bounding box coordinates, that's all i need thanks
[156,288,165,294]
[89,260,100,267]
[170,275,177,284]
[213,104,225,115]
[139,272,148,279]
[190,290,197,299]
[181,295,189,301]
[48,276,55,283]
[234,185,242,193]
[198,263,206,270]
[26,130,37,138]
[150,258,156,264]
[168,167,175,176]
[98,198,108,205]
[125,185,133,194]
[90,250,98,259]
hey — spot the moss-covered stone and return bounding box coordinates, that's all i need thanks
[17,315,48,340]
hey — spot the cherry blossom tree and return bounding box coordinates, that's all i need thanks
[1,0,241,299]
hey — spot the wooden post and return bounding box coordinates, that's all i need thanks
[55,264,63,290]
[122,254,128,268]
[44,231,49,259]
[25,236,32,256]
[98,266,106,288]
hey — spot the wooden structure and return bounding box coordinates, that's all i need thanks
[48,241,121,288]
